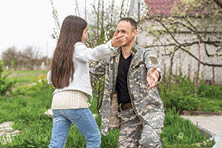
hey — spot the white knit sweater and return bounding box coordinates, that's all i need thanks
[47,40,117,109]
[52,90,89,109]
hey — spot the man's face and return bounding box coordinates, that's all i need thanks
[115,20,137,47]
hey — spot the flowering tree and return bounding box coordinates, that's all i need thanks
[142,0,222,96]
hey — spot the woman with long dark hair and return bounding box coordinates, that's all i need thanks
[47,15,125,148]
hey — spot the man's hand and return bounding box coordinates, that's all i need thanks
[147,66,160,90]
[111,32,126,47]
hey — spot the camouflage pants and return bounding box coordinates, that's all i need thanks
[117,109,162,148]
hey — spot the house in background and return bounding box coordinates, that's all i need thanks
[136,0,222,84]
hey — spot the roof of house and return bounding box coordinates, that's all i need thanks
[145,0,220,16]
[145,0,179,15]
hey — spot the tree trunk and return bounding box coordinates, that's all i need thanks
[168,51,175,88]
[212,66,215,85]
[195,40,201,97]
[138,0,140,21]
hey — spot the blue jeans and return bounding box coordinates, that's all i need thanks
[49,109,101,148]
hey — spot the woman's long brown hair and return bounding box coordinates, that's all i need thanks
[51,15,87,88]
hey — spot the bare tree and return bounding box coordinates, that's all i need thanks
[21,46,42,70]
[141,0,222,90]
[2,45,45,70]
[50,0,60,39]
[74,0,80,16]
[2,46,18,70]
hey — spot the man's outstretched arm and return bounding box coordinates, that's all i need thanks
[143,50,162,90]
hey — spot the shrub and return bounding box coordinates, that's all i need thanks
[13,74,54,96]
[176,96,219,112]
[0,61,16,95]
[159,72,221,113]
[198,84,222,99]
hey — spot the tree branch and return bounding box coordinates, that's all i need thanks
[153,17,181,45]
[180,46,222,67]
[213,0,222,8]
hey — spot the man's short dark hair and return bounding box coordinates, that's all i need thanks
[119,18,137,30]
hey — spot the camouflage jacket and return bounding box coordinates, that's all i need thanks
[90,45,165,136]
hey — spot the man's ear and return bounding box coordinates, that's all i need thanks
[133,29,138,37]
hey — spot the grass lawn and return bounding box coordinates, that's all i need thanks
[0,70,216,147]
[3,70,48,88]
[0,89,214,148]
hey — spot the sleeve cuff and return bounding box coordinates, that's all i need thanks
[107,40,119,51]
[156,67,162,82]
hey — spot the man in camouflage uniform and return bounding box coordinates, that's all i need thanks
[90,18,165,148]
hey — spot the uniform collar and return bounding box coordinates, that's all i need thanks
[131,44,137,55]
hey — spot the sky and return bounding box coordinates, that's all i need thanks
[0,0,125,59]
[0,0,55,58]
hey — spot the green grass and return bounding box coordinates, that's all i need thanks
[0,70,218,147]
[3,70,48,75]
[0,88,214,148]
[3,70,48,88]
[161,108,214,148]
[0,87,120,148]
[0,89,53,148]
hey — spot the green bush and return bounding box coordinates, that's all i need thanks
[12,74,54,97]
[163,95,219,113]
[159,72,222,113]
[0,62,16,95]
[198,84,222,99]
